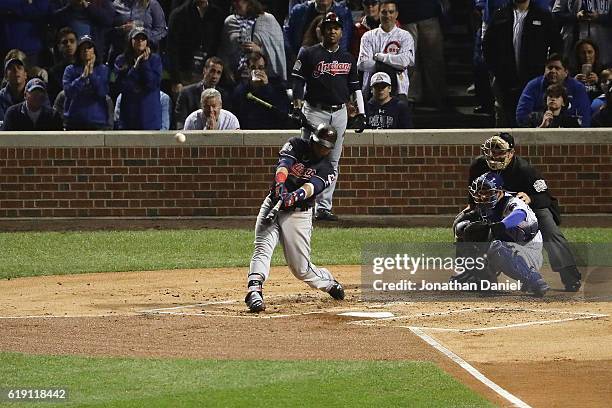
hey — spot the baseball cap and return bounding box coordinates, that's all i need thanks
[129,27,148,40]
[25,78,47,93]
[496,132,515,149]
[370,72,391,87]
[320,12,342,28]
[4,58,24,72]
[77,35,95,48]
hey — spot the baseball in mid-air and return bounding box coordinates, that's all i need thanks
[174,132,186,144]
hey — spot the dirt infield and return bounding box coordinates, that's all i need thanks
[1,266,610,407]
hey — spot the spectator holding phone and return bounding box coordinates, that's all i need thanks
[552,0,612,67]
[572,38,604,100]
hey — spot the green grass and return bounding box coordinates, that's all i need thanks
[0,353,493,408]
[1,228,611,279]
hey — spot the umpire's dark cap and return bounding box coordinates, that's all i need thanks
[4,58,24,72]
[496,132,515,149]
[320,12,343,28]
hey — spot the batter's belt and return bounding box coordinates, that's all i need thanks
[307,102,346,112]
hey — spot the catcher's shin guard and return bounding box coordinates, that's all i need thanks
[487,240,548,296]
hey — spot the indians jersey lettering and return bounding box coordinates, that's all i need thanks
[292,44,359,105]
[276,137,335,207]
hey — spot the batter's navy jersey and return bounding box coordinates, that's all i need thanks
[366,97,413,129]
[273,137,335,208]
[292,44,360,105]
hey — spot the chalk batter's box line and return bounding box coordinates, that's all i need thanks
[349,307,609,332]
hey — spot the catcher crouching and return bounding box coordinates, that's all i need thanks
[451,172,550,297]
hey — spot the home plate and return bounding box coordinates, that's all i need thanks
[338,311,394,318]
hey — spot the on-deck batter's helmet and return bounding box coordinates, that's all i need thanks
[469,172,504,209]
[311,123,337,149]
[481,132,515,170]
[319,12,343,29]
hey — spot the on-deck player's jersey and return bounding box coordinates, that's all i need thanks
[481,194,542,245]
[292,43,360,106]
[273,137,335,208]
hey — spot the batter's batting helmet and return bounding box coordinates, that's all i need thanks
[319,12,342,28]
[311,123,337,149]
[469,172,504,209]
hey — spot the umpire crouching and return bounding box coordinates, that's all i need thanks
[458,132,582,291]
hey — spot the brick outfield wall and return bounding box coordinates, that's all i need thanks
[0,138,610,218]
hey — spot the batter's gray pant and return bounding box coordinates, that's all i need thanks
[301,102,348,213]
[248,196,338,292]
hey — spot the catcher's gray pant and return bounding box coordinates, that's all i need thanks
[301,102,348,212]
[247,196,338,292]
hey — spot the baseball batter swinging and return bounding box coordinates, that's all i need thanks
[245,124,346,313]
[292,12,367,221]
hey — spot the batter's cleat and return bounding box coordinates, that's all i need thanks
[245,291,265,313]
[315,209,338,221]
[530,278,550,297]
[328,281,345,300]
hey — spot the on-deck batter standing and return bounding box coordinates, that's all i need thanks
[292,11,367,222]
[245,124,345,313]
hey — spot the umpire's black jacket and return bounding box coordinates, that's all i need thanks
[468,155,561,223]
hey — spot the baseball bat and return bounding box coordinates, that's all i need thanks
[246,93,317,133]
[263,199,282,224]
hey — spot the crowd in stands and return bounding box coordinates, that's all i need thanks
[0,0,611,131]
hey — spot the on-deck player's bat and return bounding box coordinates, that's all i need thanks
[263,199,282,224]
[246,92,317,133]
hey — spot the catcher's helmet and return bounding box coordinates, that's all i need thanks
[311,123,337,149]
[469,172,504,209]
[319,12,342,28]
[481,132,514,170]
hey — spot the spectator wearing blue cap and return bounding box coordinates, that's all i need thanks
[2,78,62,131]
[62,35,110,130]
[0,59,29,122]
[113,28,162,130]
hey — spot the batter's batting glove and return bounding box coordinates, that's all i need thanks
[274,182,286,199]
[282,188,306,209]
[355,114,367,133]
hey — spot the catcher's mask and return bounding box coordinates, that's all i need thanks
[311,123,337,149]
[481,132,514,170]
[469,172,504,209]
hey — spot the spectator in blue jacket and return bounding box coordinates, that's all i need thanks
[0,0,51,66]
[113,27,162,130]
[0,58,28,123]
[516,53,591,127]
[284,0,353,59]
[62,35,110,130]
[115,90,170,129]
[51,0,115,61]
